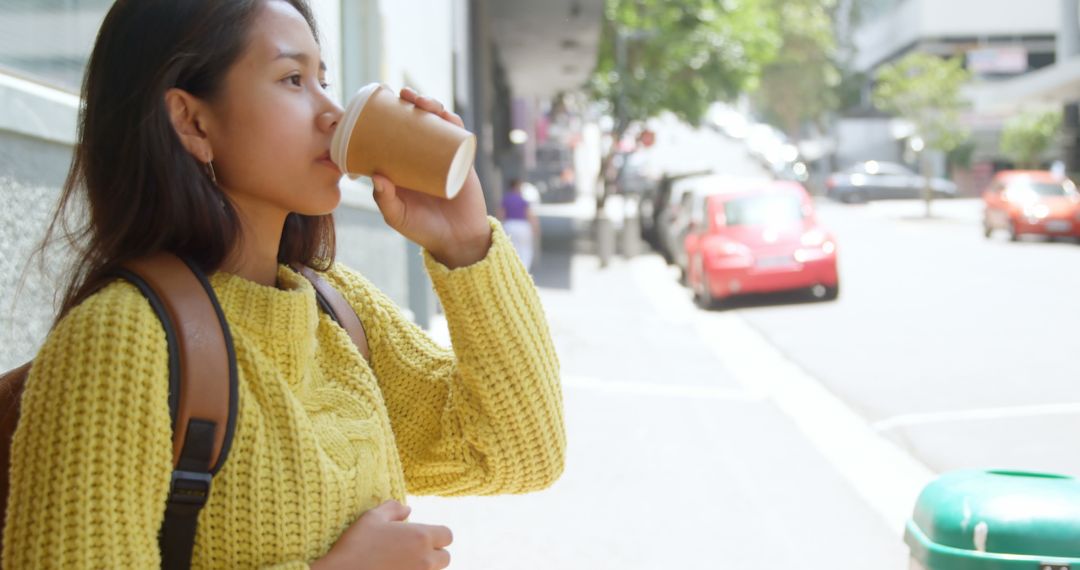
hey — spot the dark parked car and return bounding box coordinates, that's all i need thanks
[826,160,957,203]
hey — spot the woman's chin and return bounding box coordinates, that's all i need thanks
[299,184,341,216]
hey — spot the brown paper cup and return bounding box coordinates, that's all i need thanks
[331,83,477,199]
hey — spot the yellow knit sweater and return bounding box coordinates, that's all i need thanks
[3,219,565,569]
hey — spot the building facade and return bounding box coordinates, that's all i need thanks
[836,0,1072,185]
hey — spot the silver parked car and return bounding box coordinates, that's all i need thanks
[825,160,957,203]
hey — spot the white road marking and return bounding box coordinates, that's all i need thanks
[874,402,1080,432]
[562,374,766,401]
[630,254,936,536]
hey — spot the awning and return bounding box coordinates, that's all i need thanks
[488,0,604,99]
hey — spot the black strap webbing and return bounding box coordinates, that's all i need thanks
[160,419,216,570]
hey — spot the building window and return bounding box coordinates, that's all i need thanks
[0,0,111,92]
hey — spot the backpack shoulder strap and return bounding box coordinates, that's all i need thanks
[0,254,234,569]
[0,361,32,554]
[117,253,237,570]
[294,265,370,362]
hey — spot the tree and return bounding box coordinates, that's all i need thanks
[589,0,781,211]
[754,0,841,139]
[872,52,971,217]
[1000,109,1062,169]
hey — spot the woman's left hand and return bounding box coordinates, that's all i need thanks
[371,88,491,269]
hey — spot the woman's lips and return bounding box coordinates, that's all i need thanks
[316,151,338,170]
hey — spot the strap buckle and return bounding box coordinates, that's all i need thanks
[169,469,212,507]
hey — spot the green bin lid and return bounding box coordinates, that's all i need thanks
[906,470,1080,569]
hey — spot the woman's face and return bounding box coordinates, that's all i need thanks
[207,0,343,218]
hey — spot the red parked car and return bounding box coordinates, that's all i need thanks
[684,180,839,308]
[982,170,1080,240]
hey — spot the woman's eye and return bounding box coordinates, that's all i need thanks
[284,74,330,90]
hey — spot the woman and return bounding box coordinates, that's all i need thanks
[497,178,541,271]
[4,1,565,568]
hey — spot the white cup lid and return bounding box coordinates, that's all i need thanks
[330,83,383,176]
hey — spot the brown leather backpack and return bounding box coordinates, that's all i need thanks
[0,254,368,569]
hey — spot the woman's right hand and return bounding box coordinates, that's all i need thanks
[310,500,453,570]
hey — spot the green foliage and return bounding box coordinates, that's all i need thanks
[999,109,1062,168]
[589,0,782,129]
[947,140,976,170]
[754,0,841,138]
[872,52,971,153]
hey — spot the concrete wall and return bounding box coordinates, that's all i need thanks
[0,63,82,370]
[0,132,78,371]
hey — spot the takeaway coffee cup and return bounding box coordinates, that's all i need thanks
[330,83,477,199]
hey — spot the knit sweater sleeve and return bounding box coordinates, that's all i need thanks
[2,282,315,570]
[2,281,173,568]
[326,217,566,496]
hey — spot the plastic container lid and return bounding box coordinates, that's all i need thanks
[330,83,382,180]
[906,470,1080,568]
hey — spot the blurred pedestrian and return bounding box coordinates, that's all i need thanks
[499,178,541,270]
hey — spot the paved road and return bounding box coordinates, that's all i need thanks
[737,197,1080,477]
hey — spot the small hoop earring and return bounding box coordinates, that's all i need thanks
[205,160,217,184]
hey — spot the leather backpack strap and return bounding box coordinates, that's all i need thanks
[0,361,32,555]
[116,254,238,570]
[293,265,370,362]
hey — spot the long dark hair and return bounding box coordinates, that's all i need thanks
[41,0,335,324]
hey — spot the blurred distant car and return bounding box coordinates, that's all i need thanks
[654,172,712,264]
[982,170,1080,240]
[660,176,706,273]
[826,160,957,203]
[639,169,712,255]
[683,180,839,308]
[658,174,763,271]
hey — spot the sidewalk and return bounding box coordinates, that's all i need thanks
[418,205,911,569]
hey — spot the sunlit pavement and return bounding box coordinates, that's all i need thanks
[415,198,911,569]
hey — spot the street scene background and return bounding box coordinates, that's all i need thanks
[2,0,1080,568]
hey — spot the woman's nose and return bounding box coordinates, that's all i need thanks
[318,102,344,134]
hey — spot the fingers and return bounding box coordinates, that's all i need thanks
[399,87,465,128]
[411,523,453,549]
[441,110,466,129]
[366,499,411,523]
[400,87,443,113]
[431,549,451,569]
[399,86,419,104]
[371,174,405,228]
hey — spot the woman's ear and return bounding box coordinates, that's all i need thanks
[164,88,214,162]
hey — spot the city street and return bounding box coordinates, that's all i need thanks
[745,197,1080,477]
[414,135,1080,568]
[6,1,1080,568]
